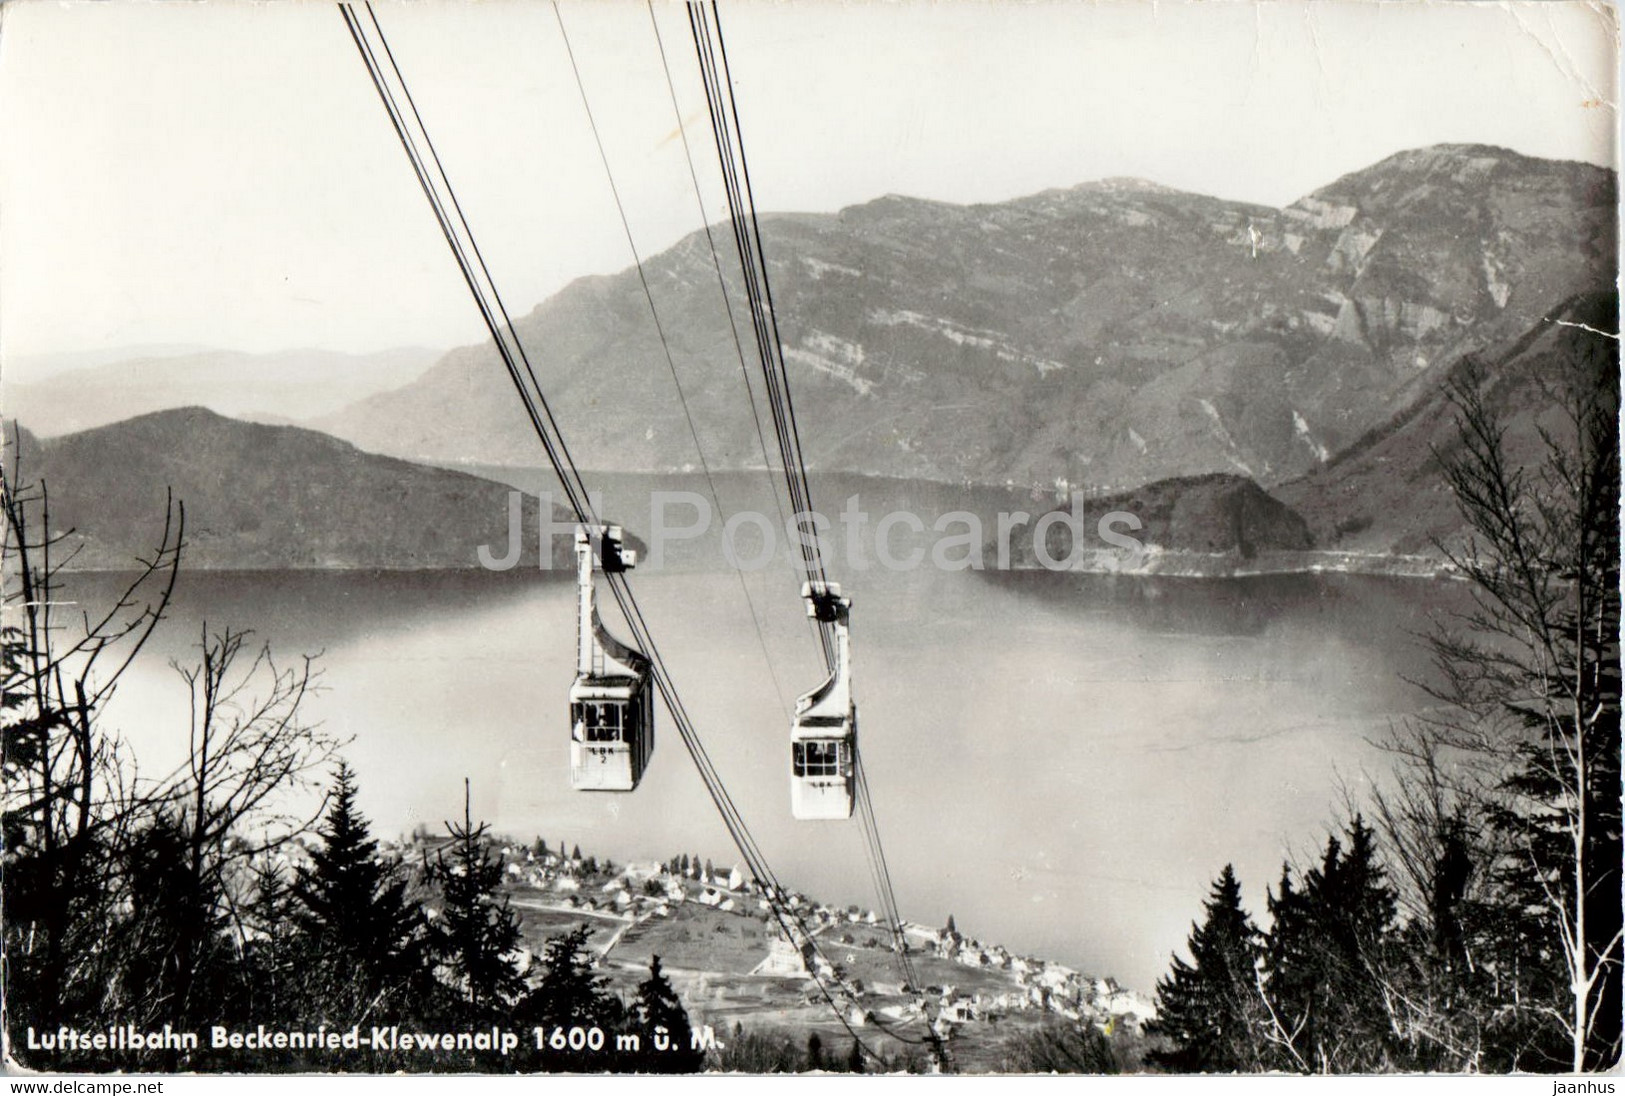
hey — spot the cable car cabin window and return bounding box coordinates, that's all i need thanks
[793,740,848,778]
[573,701,625,743]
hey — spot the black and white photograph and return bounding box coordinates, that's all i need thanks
[1,0,1619,1079]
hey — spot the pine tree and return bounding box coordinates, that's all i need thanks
[239,855,307,1027]
[426,782,524,1023]
[114,809,232,1060]
[629,956,702,1072]
[522,925,624,1069]
[806,1032,825,1071]
[292,762,428,1022]
[1320,818,1397,1070]
[1148,864,1266,1072]
[1260,863,1315,1070]
[1261,818,1399,1072]
[846,1038,865,1073]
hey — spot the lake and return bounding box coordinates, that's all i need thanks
[68,475,1468,993]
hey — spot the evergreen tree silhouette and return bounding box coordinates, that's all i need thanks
[629,956,702,1072]
[1305,817,1398,1070]
[521,925,624,1070]
[1261,862,1315,1070]
[292,762,428,1024]
[1261,818,1398,1071]
[1384,318,1625,1066]
[846,1038,865,1073]
[1148,864,1266,1071]
[116,809,232,1066]
[427,781,524,1023]
[1490,641,1623,1069]
[239,854,307,1029]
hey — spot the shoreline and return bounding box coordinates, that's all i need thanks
[992,548,1459,581]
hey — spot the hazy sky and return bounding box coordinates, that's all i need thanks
[1,0,1617,362]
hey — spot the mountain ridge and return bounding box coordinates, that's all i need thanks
[310,143,1614,497]
[5,407,577,572]
[7,346,442,438]
[1274,290,1620,556]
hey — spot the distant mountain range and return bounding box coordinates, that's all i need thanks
[3,144,1614,571]
[310,144,1613,495]
[6,346,439,436]
[6,409,572,571]
[6,285,1614,573]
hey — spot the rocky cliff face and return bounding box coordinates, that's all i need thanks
[1274,291,1620,556]
[315,144,1614,494]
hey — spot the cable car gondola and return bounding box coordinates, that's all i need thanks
[341,6,941,1062]
[570,524,653,791]
[791,582,855,820]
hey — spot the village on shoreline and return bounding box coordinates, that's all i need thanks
[334,830,1159,1069]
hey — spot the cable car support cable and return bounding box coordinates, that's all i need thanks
[679,2,945,1063]
[339,2,935,1065]
[685,0,919,986]
[550,0,791,718]
[685,2,835,669]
